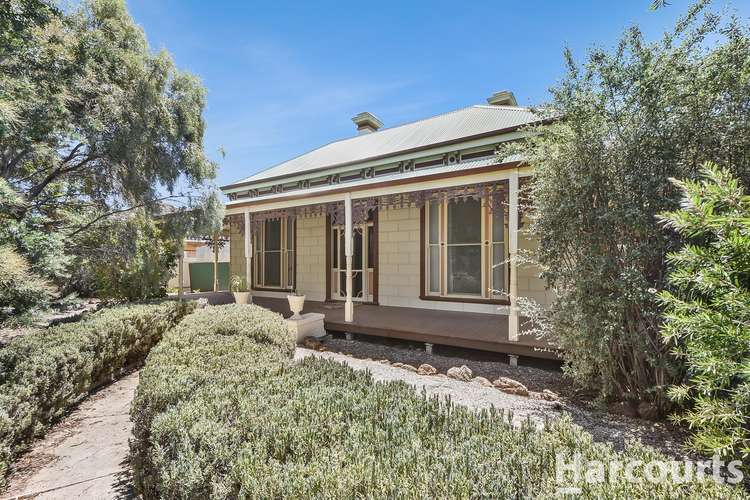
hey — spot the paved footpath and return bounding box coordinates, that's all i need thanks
[3,372,138,500]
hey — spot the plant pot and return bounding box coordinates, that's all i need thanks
[287,294,306,319]
[233,291,252,305]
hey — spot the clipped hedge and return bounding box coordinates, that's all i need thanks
[131,305,746,499]
[0,300,194,487]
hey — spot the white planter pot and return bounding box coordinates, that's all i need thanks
[287,294,306,319]
[233,291,252,305]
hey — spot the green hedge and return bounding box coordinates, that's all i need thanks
[131,305,746,499]
[0,300,194,488]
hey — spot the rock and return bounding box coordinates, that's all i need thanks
[472,376,494,387]
[377,359,390,365]
[541,389,559,401]
[417,363,438,376]
[608,401,638,418]
[492,377,529,397]
[317,346,328,352]
[303,338,322,350]
[401,364,417,372]
[391,362,404,368]
[637,401,659,421]
[447,365,473,382]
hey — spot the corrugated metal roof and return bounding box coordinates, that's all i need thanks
[226,105,540,188]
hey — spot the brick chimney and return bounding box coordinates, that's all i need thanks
[352,112,383,134]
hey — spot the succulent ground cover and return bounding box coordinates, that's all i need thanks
[0,300,194,489]
[130,305,747,498]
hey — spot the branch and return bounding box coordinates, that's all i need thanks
[64,195,186,238]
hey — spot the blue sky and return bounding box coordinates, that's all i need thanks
[126,0,749,190]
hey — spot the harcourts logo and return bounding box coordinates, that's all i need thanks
[555,453,743,494]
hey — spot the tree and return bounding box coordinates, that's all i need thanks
[0,0,222,293]
[659,163,750,460]
[508,1,750,408]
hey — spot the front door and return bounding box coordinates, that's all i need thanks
[331,222,374,302]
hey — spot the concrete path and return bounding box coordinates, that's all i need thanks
[3,372,138,500]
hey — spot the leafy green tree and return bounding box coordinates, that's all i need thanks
[0,245,53,321]
[77,211,177,301]
[0,0,222,294]
[509,2,750,407]
[659,163,750,460]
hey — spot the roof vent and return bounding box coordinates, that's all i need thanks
[352,112,383,135]
[486,90,518,107]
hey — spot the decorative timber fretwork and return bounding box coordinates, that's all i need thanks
[245,181,509,230]
[231,145,506,202]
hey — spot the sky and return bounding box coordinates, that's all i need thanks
[125,0,750,191]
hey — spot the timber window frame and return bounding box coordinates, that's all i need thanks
[252,217,296,290]
[421,196,509,304]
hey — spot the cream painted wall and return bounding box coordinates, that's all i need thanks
[231,207,552,311]
[295,214,326,301]
[377,206,551,314]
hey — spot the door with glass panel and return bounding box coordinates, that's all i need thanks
[330,222,374,302]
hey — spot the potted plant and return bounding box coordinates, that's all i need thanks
[230,275,252,305]
[287,289,306,319]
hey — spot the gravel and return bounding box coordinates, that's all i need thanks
[295,338,690,459]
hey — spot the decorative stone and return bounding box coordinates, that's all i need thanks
[541,389,559,401]
[447,365,473,382]
[493,377,529,397]
[401,364,417,372]
[287,313,326,344]
[417,364,437,376]
[637,401,659,420]
[391,362,404,368]
[377,359,390,365]
[472,376,494,387]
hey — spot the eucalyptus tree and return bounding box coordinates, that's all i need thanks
[0,0,222,292]
[510,1,750,409]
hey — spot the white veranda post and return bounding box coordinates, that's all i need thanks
[244,210,252,289]
[508,172,519,341]
[344,193,354,322]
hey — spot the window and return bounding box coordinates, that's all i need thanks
[253,218,295,289]
[424,196,507,300]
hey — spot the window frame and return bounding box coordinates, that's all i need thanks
[252,217,296,291]
[421,195,509,305]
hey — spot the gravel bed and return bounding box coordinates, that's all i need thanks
[297,338,690,459]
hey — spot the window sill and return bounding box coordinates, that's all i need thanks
[419,295,510,306]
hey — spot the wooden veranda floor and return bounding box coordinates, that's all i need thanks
[179,292,558,360]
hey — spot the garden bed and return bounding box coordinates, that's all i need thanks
[131,304,745,498]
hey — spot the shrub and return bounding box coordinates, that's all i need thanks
[505,2,750,408]
[659,164,750,461]
[0,300,194,488]
[0,245,53,321]
[131,305,745,498]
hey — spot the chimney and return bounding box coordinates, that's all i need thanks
[486,90,518,107]
[352,112,383,134]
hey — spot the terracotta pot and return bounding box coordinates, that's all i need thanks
[233,291,252,305]
[287,294,306,319]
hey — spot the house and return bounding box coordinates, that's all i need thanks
[220,90,556,360]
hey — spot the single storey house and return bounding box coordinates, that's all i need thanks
[220,90,555,359]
